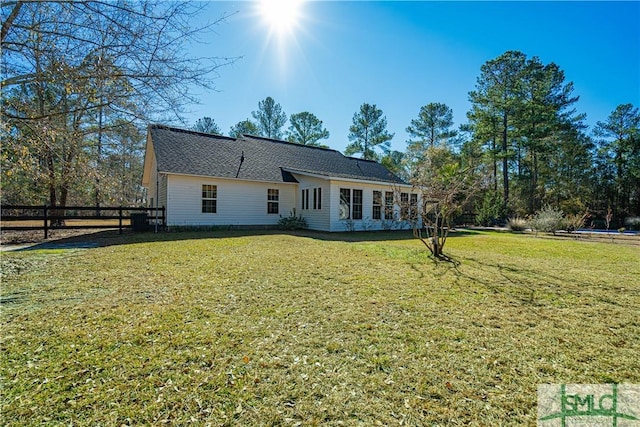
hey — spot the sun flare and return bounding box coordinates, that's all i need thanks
[258,0,303,34]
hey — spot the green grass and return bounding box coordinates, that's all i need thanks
[1,230,639,426]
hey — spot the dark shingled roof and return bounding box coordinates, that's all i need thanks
[149,125,406,185]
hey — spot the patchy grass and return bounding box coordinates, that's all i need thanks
[1,230,638,426]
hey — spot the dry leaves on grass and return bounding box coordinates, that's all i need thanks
[1,230,639,425]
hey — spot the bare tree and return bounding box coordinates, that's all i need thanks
[1,1,237,209]
[407,146,485,258]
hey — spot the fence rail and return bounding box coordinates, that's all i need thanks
[1,205,165,238]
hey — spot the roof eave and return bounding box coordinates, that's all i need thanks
[283,168,411,187]
[157,171,298,186]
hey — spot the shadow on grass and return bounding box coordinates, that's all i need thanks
[445,255,626,307]
[8,227,483,251]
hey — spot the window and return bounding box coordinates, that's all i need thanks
[372,191,382,220]
[385,191,394,220]
[302,189,310,210]
[267,189,279,214]
[410,193,418,220]
[340,188,363,220]
[339,188,350,219]
[313,187,322,210]
[202,184,217,213]
[352,189,363,220]
[400,192,409,219]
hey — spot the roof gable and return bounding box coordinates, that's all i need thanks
[147,125,406,185]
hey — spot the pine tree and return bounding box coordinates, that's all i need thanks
[193,117,222,135]
[229,119,259,137]
[406,103,457,164]
[287,112,330,146]
[594,104,640,216]
[251,97,287,139]
[345,103,394,161]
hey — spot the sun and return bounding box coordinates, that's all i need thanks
[258,0,303,35]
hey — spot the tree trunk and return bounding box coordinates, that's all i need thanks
[492,136,498,192]
[502,113,510,211]
[95,103,103,216]
[531,149,538,213]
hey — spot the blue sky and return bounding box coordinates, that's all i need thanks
[187,1,640,153]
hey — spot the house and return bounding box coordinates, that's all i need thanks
[141,124,417,232]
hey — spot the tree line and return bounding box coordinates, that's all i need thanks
[1,1,637,227]
[191,98,403,177]
[192,55,639,227]
[193,97,331,147]
[1,1,234,209]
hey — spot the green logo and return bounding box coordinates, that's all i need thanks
[538,384,639,426]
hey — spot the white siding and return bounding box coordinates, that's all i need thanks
[156,172,417,232]
[293,174,331,231]
[328,181,416,232]
[158,174,168,210]
[146,167,157,208]
[141,144,167,212]
[145,169,168,212]
[165,175,296,226]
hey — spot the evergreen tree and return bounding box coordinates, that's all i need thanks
[287,112,330,146]
[380,151,408,180]
[406,103,456,164]
[192,117,222,135]
[468,51,587,215]
[593,104,640,217]
[229,119,260,138]
[251,96,287,139]
[229,119,259,137]
[345,103,394,161]
[516,58,584,213]
[468,50,528,212]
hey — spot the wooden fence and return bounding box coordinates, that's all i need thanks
[1,205,165,239]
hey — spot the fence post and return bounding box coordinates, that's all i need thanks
[119,207,123,234]
[44,205,48,239]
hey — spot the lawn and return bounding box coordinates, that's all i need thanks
[1,230,638,426]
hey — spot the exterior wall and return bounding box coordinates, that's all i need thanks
[158,173,168,211]
[146,166,158,208]
[328,181,416,232]
[144,164,168,213]
[293,174,331,231]
[165,174,296,227]
[157,172,416,232]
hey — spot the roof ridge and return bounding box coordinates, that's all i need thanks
[345,156,383,164]
[241,134,341,154]
[150,124,237,141]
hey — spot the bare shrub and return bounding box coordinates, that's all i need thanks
[506,217,528,232]
[530,206,565,235]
